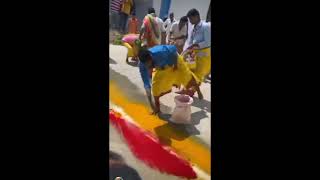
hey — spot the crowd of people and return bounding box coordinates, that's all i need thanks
[110,1,211,115]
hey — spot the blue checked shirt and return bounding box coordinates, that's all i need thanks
[189,21,211,49]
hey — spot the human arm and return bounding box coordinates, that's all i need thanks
[139,62,156,111]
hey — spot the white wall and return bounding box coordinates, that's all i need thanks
[134,0,211,22]
[153,0,211,20]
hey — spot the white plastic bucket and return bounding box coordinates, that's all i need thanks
[170,95,193,124]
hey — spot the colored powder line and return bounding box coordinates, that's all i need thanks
[110,110,197,179]
[109,81,211,174]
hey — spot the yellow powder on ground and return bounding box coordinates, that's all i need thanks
[110,81,211,174]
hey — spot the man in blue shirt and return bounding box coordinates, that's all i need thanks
[138,45,200,115]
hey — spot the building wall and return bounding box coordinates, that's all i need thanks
[154,0,211,20]
[134,0,210,22]
[134,0,154,22]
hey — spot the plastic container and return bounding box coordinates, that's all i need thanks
[170,95,193,124]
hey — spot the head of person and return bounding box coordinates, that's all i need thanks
[169,13,174,21]
[163,16,168,22]
[187,8,200,25]
[179,16,188,29]
[148,7,156,15]
[138,49,153,69]
[131,12,136,19]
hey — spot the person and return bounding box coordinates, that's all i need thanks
[110,0,123,31]
[185,8,211,84]
[164,12,177,44]
[121,34,140,62]
[128,12,139,34]
[119,0,134,34]
[168,16,188,54]
[163,16,168,23]
[138,45,201,115]
[139,8,165,48]
[183,19,193,51]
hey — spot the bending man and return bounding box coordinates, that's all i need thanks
[138,45,200,115]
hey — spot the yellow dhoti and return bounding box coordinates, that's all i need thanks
[193,47,211,82]
[122,42,139,58]
[151,55,199,97]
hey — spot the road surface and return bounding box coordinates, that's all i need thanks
[109,44,211,180]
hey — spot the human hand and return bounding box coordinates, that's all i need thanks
[173,64,178,71]
[188,44,199,50]
[150,108,161,115]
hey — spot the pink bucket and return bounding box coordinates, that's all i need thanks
[170,95,193,124]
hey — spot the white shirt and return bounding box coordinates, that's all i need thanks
[170,21,187,38]
[183,20,194,51]
[164,18,177,35]
[168,21,187,46]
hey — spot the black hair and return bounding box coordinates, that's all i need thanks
[138,49,151,63]
[148,7,155,14]
[169,12,174,16]
[187,8,200,17]
[163,16,168,22]
[180,16,188,23]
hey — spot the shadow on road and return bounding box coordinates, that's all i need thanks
[109,151,142,180]
[109,58,117,64]
[191,110,209,125]
[192,97,211,113]
[154,117,201,147]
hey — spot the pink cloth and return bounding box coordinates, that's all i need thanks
[122,34,139,44]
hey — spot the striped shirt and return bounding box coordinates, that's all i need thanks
[110,0,122,13]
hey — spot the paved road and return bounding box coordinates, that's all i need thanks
[109,44,211,180]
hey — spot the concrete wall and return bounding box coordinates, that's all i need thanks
[134,0,154,22]
[154,0,210,20]
[134,0,211,22]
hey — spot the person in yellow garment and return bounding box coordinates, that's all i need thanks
[121,34,139,62]
[177,9,211,98]
[138,45,202,115]
[119,0,133,34]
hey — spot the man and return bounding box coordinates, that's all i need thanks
[139,8,166,48]
[121,34,139,62]
[168,16,188,54]
[164,12,177,44]
[138,45,201,114]
[185,8,211,84]
[110,0,122,30]
[119,0,133,34]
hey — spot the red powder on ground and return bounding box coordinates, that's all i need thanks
[109,109,197,179]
